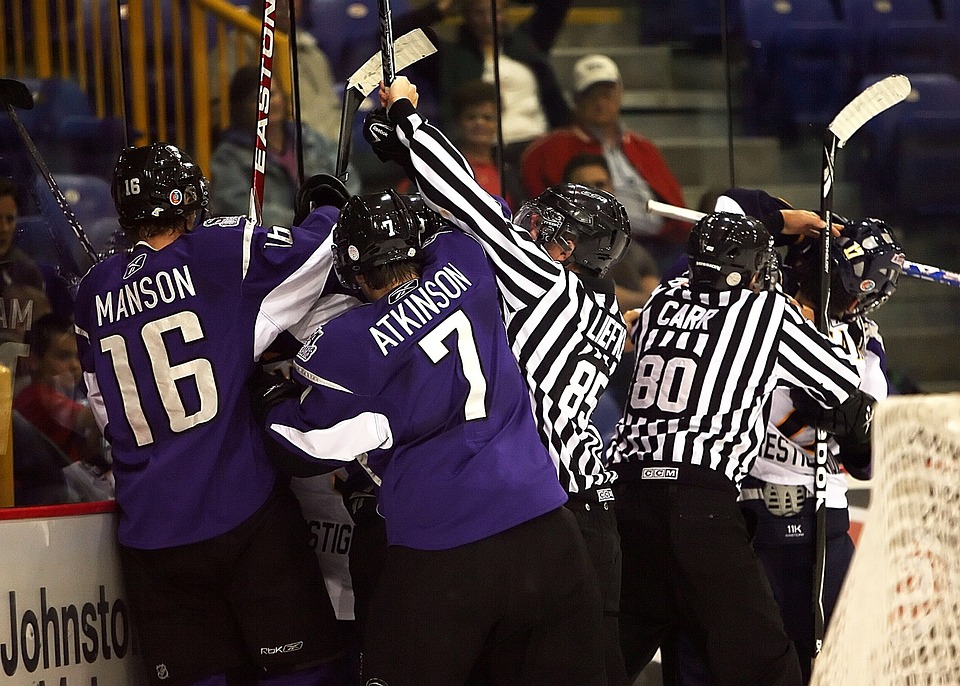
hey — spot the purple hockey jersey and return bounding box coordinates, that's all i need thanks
[264,230,568,550]
[75,215,341,549]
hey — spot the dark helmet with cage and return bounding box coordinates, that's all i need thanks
[687,212,776,290]
[784,217,903,318]
[513,183,631,277]
[111,143,209,230]
[333,190,422,290]
[834,218,904,314]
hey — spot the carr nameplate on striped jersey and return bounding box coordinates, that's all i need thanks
[641,467,679,480]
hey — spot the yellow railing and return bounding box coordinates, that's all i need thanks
[1,0,291,175]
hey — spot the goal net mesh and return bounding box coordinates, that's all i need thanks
[811,394,960,685]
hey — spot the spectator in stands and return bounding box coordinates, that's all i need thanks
[452,79,522,208]
[435,0,572,166]
[0,177,45,295]
[209,65,360,228]
[14,313,109,475]
[0,177,60,388]
[397,79,521,209]
[210,0,341,141]
[522,53,687,271]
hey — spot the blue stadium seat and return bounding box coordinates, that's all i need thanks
[29,174,117,268]
[859,73,960,216]
[739,0,858,137]
[306,0,414,82]
[2,77,114,176]
[849,0,959,76]
[677,0,740,42]
[54,174,116,220]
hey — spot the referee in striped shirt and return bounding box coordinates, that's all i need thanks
[610,212,874,686]
[370,76,632,685]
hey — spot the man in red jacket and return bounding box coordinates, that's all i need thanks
[521,54,689,268]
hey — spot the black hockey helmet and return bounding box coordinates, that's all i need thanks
[514,182,630,277]
[112,142,209,229]
[835,218,904,314]
[333,190,422,290]
[687,211,775,290]
[784,217,904,317]
[399,192,445,240]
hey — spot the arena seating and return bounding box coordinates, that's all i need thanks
[739,0,858,136]
[849,0,958,77]
[858,72,960,216]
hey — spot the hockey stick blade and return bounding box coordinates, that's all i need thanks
[0,78,34,110]
[346,28,437,96]
[335,28,437,181]
[829,74,911,148]
[646,200,960,289]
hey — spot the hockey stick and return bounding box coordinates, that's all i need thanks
[647,198,958,289]
[377,0,397,86]
[248,0,279,224]
[490,0,505,197]
[287,0,305,186]
[0,78,100,268]
[814,73,910,661]
[334,28,437,180]
[899,261,960,288]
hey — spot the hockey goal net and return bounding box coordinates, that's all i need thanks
[811,393,960,686]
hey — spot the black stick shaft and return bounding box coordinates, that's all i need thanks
[378,0,396,85]
[812,130,838,664]
[115,0,130,145]
[490,0,505,198]
[287,0,304,185]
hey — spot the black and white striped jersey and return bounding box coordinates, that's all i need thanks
[390,100,626,494]
[609,279,862,487]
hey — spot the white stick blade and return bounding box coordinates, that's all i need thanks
[347,28,437,95]
[829,74,911,147]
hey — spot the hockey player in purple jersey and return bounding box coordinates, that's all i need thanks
[257,190,606,685]
[74,143,346,685]
[365,75,632,686]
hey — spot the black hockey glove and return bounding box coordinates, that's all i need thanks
[294,173,351,226]
[249,368,303,427]
[334,471,379,519]
[363,107,408,166]
[249,369,337,477]
[790,388,876,445]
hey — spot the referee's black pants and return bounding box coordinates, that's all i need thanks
[565,489,629,686]
[616,466,803,686]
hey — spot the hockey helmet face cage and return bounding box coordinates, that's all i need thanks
[400,193,445,240]
[687,212,775,290]
[514,183,631,277]
[333,190,422,290]
[112,143,209,229]
[833,218,904,316]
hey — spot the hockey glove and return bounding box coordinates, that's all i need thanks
[790,388,876,445]
[363,107,408,166]
[249,368,304,427]
[294,173,351,226]
[334,470,379,519]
